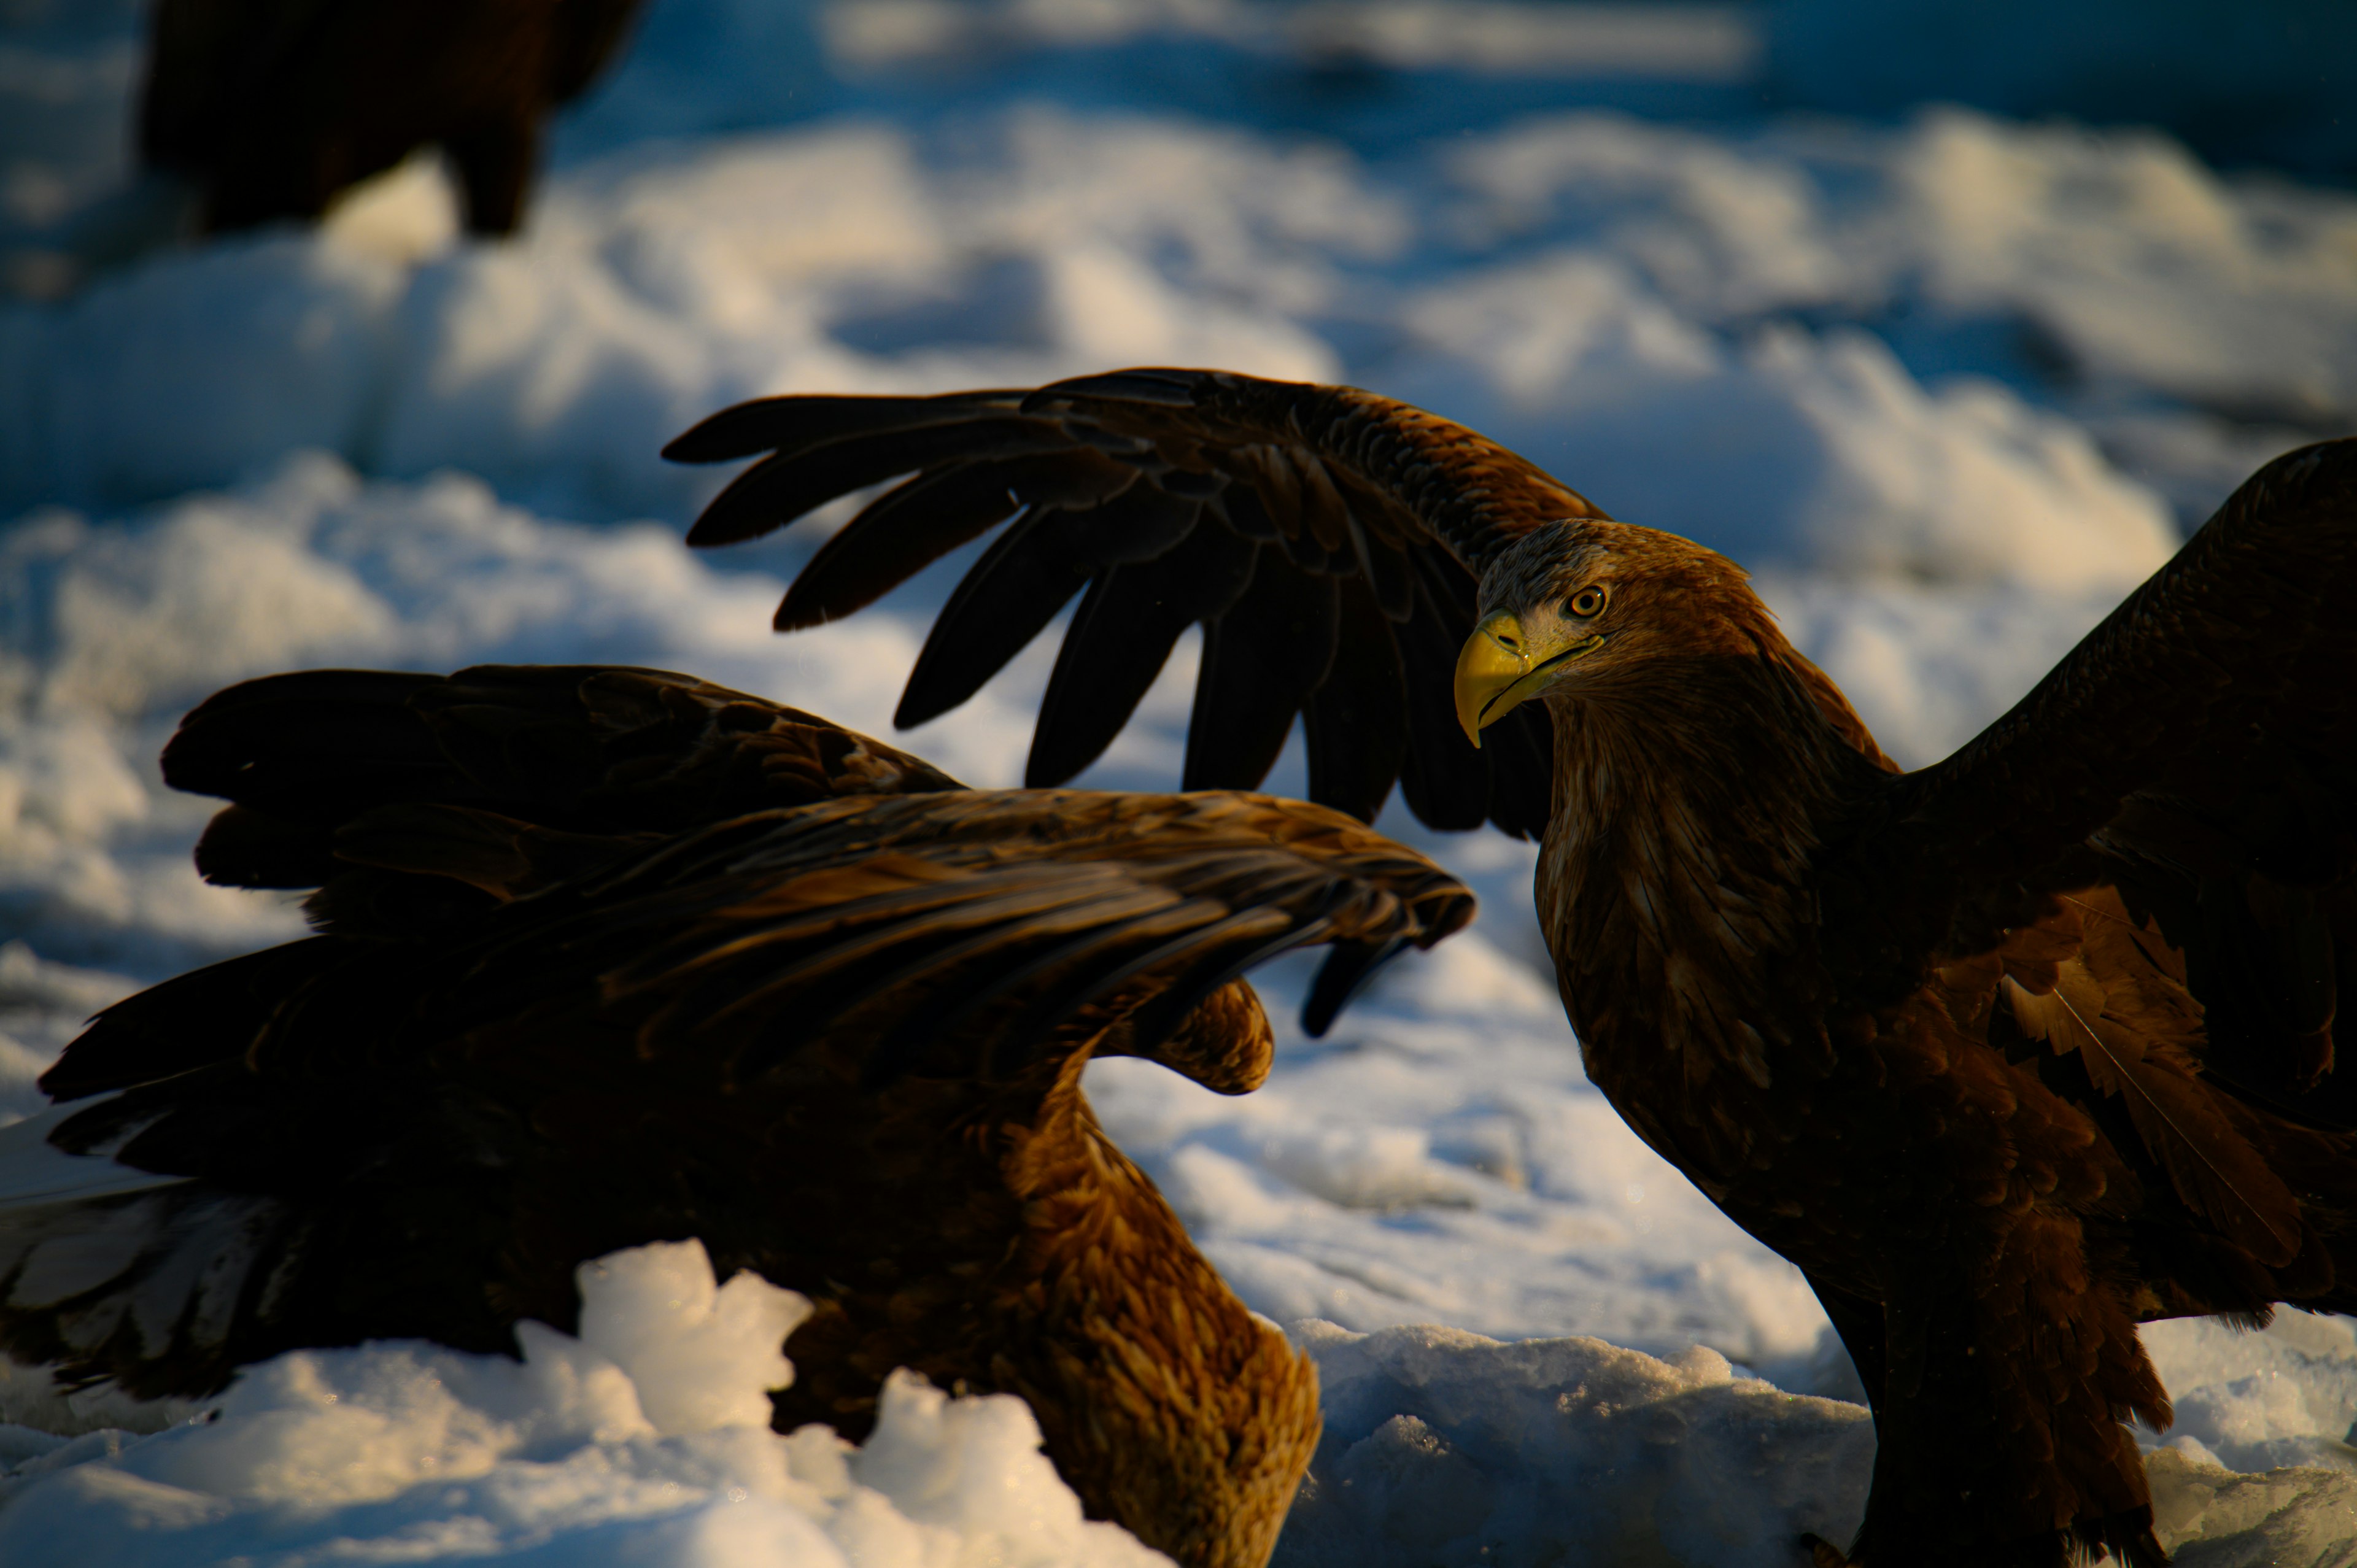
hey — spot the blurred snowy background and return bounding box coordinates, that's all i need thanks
[2,0,2356,1562]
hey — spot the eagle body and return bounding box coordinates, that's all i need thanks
[669,369,2357,1566]
[1523,564,2172,1559]
[0,666,1474,1568]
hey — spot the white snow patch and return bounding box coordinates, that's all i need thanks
[1391,297,2177,593]
[1266,1317,2357,1567]
[0,1238,1169,1568]
[2140,1314,2357,1477]
[4,112,1362,520]
[1442,106,2357,433]
[1754,572,2122,769]
[1275,1319,1873,1567]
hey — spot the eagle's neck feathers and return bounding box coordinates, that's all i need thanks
[1533,625,1890,1176]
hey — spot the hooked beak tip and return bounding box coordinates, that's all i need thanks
[1453,611,1529,749]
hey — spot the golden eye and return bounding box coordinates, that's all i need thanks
[1566,585,1607,618]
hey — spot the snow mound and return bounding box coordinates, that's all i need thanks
[1391,255,2178,593]
[1270,1316,2357,1568]
[5,100,2244,592]
[2140,1313,2357,1477]
[0,1238,1168,1568]
[1754,573,2122,769]
[1274,1319,1873,1568]
[1,112,1355,522]
[2145,1450,2357,1568]
[1445,105,2357,427]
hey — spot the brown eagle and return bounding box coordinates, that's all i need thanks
[0,663,1472,1568]
[141,0,646,235]
[665,368,2357,1568]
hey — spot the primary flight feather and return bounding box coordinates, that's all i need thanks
[669,368,2357,1568]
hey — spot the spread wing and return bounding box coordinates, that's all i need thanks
[158,662,962,907]
[1839,439,2357,1132]
[2,665,1469,1400]
[665,368,1609,836]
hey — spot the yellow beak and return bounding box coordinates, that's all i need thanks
[1456,609,1606,746]
[1455,610,1534,747]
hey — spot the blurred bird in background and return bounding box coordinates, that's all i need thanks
[140,0,646,235]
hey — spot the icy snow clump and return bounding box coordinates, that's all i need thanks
[0,1238,1171,1568]
[1274,1319,1873,1568]
[1266,1315,2357,1568]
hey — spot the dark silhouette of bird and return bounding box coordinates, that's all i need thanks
[664,368,2357,1568]
[0,663,1473,1568]
[140,0,646,236]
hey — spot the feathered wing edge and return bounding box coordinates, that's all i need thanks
[2001,890,2306,1269]
[134,662,1472,1087]
[1833,440,2357,1014]
[435,786,1477,1091]
[665,368,1603,837]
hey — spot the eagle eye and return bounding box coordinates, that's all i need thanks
[1566,586,1607,618]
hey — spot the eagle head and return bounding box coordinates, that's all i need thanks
[1453,520,1759,746]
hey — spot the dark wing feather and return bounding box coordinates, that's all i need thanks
[165,664,964,894]
[1029,522,1258,788]
[686,417,1073,548]
[1393,555,1491,832]
[2002,894,2305,1265]
[671,369,1608,832]
[479,787,1472,1084]
[1301,573,1409,824]
[37,941,343,1103]
[1841,439,2357,1129]
[1869,441,2357,906]
[776,450,1132,631]
[898,509,1097,728]
[1183,553,1337,793]
[664,390,1026,466]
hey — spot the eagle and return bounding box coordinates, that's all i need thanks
[0,663,1472,1568]
[665,368,2357,1568]
[141,0,645,235]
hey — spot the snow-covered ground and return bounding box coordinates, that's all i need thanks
[4,1,2357,1562]
[0,1238,1172,1568]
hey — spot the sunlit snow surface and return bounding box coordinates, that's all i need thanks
[5,0,2357,1561]
[0,1239,1172,1568]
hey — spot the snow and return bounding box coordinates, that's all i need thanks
[1277,1322,1873,1568]
[3,0,2356,1561]
[0,1238,1171,1568]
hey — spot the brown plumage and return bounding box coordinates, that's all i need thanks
[667,368,2357,1567]
[141,0,646,235]
[0,663,1474,1568]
